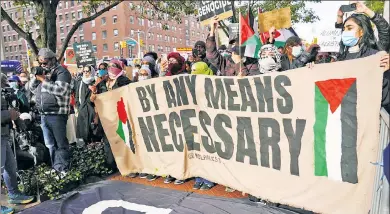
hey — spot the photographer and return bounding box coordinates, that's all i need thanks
[29,48,72,174]
[1,74,34,213]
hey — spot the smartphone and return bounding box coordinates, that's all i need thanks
[340,3,356,13]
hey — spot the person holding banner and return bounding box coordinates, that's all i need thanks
[280,36,320,71]
[90,59,131,170]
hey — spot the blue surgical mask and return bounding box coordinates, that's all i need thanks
[341,30,359,47]
[98,69,108,77]
[292,46,304,58]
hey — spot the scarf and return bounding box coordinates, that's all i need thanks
[191,62,213,76]
[259,44,282,74]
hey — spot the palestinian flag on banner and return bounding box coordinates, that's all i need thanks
[116,97,135,154]
[313,78,358,184]
[240,13,262,58]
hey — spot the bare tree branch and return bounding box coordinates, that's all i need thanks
[1,6,39,56]
[58,0,122,61]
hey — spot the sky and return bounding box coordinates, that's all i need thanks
[294,1,348,42]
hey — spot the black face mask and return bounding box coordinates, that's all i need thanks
[168,63,182,75]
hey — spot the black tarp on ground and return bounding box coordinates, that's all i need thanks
[20,181,307,214]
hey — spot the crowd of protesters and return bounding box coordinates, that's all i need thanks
[2,2,390,213]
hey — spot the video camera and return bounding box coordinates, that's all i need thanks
[31,66,50,76]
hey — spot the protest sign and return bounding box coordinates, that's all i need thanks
[317,28,342,52]
[258,7,292,33]
[73,41,96,68]
[197,1,233,26]
[95,54,384,214]
[64,48,77,65]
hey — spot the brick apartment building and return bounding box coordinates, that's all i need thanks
[1,0,209,62]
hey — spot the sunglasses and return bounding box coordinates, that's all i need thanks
[39,62,48,65]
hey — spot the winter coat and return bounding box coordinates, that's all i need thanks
[75,79,96,141]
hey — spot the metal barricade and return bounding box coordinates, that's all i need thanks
[370,108,390,214]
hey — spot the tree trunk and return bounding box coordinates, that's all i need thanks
[45,8,58,53]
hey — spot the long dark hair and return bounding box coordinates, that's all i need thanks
[338,13,378,61]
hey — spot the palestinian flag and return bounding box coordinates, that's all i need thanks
[240,13,262,58]
[259,28,298,48]
[313,78,358,184]
[116,97,135,154]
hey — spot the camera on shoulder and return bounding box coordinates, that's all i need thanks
[31,66,50,76]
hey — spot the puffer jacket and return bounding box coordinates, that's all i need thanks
[30,64,72,115]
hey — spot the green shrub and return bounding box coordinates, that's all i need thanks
[12,142,114,200]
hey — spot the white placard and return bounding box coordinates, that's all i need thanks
[317,28,342,52]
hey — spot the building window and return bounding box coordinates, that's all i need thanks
[130,16,134,24]
[185,30,189,36]
[28,9,31,16]
[70,1,74,7]
[60,27,64,34]
[58,2,62,9]
[141,19,144,26]
[2,26,5,32]
[66,26,70,33]
[113,15,117,24]
[80,36,84,42]
[92,45,97,52]
[78,24,83,32]
[91,32,96,40]
[15,56,19,60]
[114,42,119,51]
[8,36,11,41]
[102,30,107,39]
[91,20,95,27]
[10,13,13,19]
[78,11,82,19]
[65,13,69,21]
[103,44,108,51]
[78,0,82,4]
[61,38,64,44]
[3,36,6,42]
[15,12,18,18]
[9,46,12,52]
[113,29,118,36]
[19,45,22,51]
[185,20,188,26]
[12,35,16,41]
[138,18,142,25]
[5,47,8,52]
[130,30,134,37]
[59,15,63,22]
[73,37,77,43]
[65,2,69,9]
[113,6,117,10]
[72,12,76,20]
[101,17,106,25]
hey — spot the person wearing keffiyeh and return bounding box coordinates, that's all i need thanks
[258,44,282,74]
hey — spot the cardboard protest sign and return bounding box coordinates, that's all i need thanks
[197,0,233,26]
[258,7,292,33]
[317,28,342,52]
[73,41,96,68]
[95,54,384,214]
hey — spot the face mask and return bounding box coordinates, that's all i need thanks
[168,63,182,75]
[341,30,359,47]
[9,82,19,90]
[260,57,278,72]
[292,46,304,58]
[138,76,150,81]
[98,69,108,77]
[108,67,123,79]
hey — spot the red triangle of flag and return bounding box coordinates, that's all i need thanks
[240,14,254,45]
[315,78,356,113]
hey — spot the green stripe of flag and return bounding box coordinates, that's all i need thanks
[117,121,125,141]
[314,85,328,177]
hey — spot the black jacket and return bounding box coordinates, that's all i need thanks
[280,51,315,71]
[96,76,131,94]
